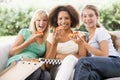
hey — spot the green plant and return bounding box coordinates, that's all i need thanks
[0,7,34,36]
[0,2,120,36]
[100,2,120,31]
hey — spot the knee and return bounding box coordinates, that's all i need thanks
[78,57,89,63]
[44,71,51,80]
[76,57,90,67]
[63,55,78,64]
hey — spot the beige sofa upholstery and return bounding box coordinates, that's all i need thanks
[0,31,120,80]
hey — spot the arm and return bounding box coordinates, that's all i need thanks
[45,41,58,59]
[84,29,109,57]
[84,40,108,57]
[71,34,108,58]
[9,33,27,56]
[44,41,58,69]
[55,54,68,60]
[9,32,42,56]
[74,35,87,58]
[77,43,86,58]
[45,31,62,59]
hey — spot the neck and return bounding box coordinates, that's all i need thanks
[59,29,72,42]
[87,27,96,35]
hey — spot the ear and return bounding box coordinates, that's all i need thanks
[57,20,59,24]
[96,16,99,20]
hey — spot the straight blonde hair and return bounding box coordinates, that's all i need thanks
[29,9,49,41]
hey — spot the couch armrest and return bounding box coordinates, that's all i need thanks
[110,31,120,53]
[0,42,13,72]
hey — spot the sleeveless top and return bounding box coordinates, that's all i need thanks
[47,33,78,55]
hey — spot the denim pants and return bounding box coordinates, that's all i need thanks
[50,65,60,80]
[25,68,51,80]
[74,56,120,80]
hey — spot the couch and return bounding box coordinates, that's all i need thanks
[0,31,120,80]
[0,36,16,72]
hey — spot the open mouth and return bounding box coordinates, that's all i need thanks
[38,25,43,28]
[38,25,45,29]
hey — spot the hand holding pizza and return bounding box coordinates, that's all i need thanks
[69,31,85,45]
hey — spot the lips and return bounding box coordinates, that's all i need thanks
[62,24,68,27]
[38,25,44,28]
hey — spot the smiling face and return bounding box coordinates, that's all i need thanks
[82,9,98,28]
[57,11,71,30]
[35,14,48,32]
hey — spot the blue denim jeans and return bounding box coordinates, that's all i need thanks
[74,56,120,80]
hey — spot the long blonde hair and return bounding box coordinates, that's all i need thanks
[29,9,49,41]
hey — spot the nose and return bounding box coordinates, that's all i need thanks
[39,21,45,26]
[84,16,91,22]
[86,16,91,20]
[61,18,66,24]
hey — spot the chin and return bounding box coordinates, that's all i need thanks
[86,24,93,28]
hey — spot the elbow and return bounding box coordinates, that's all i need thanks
[9,50,15,57]
[102,51,109,57]
[79,51,87,57]
[99,52,108,57]
[103,53,109,57]
[9,52,13,57]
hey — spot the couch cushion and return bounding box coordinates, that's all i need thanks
[0,36,16,72]
[0,43,11,72]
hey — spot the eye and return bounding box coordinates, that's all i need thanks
[43,19,47,21]
[65,17,70,20]
[89,14,94,17]
[83,15,87,18]
[36,19,40,22]
[58,17,62,20]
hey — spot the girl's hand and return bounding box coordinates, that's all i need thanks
[53,26,63,44]
[56,54,68,60]
[28,33,43,43]
[69,33,85,45]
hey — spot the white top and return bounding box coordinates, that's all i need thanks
[47,33,78,54]
[88,28,120,57]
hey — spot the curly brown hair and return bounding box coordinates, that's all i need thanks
[49,5,80,28]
